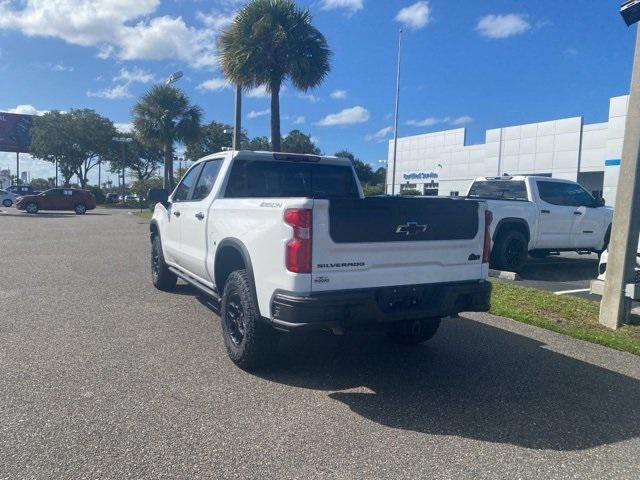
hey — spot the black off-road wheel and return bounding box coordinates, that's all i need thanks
[221,270,279,371]
[492,230,528,272]
[387,317,442,346]
[151,235,177,291]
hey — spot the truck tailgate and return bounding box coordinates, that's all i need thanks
[311,197,487,292]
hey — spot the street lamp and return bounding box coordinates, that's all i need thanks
[599,3,640,328]
[165,71,184,86]
[113,136,134,202]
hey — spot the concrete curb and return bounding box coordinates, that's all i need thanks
[489,269,521,281]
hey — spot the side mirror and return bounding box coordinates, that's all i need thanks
[148,188,169,207]
[595,197,606,208]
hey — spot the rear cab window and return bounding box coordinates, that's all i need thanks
[224,159,360,199]
[468,180,528,201]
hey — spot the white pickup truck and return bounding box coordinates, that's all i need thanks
[148,151,492,370]
[466,176,613,272]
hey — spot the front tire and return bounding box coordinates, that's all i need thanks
[2,199,12,208]
[25,202,39,214]
[151,235,177,291]
[492,230,528,272]
[74,204,87,215]
[387,318,442,346]
[221,270,279,370]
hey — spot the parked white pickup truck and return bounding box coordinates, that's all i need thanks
[148,151,493,369]
[466,176,613,272]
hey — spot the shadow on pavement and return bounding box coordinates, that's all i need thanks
[256,316,640,452]
[519,255,599,282]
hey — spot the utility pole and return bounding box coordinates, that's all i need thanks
[600,8,640,329]
[390,29,403,196]
[15,152,19,185]
[233,85,242,151]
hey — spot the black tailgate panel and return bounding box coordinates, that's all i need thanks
[329,197,479,244]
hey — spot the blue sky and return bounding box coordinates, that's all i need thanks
[0,0,636,184]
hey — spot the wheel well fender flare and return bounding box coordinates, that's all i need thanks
[493,218,531,244]
[214,238,257,298]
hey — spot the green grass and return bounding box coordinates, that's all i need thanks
[133,210,153,220]
[490,281,640,356]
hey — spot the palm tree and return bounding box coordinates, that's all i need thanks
[218,0,331,152]
[133,85,202,190]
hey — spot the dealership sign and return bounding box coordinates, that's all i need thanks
[0,112,33,153]
[403,172,438,181]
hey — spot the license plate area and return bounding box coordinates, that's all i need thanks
[376,285,437,314]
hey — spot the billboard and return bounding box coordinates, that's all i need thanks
[0,112,33,153]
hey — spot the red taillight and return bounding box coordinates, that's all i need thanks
[284,209,312,273]
[483,209,493,264]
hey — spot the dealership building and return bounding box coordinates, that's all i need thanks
[387,95,629,205]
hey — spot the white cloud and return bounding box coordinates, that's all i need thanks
[196,10,235,31]
[319,0,363,13]
[330,89,347,99]
[293,116,306,125]
[247,109,270,119]
[114,122,133,134]
[316,106,370,127]
[476,14,531,39]
[406,117,440,127]
[114,66,155,84]
[407,116,473,128]
[197,77,232,92]
[450,116,473,126]
[4,105,48,115]
[0,0,233,69]
[395,2,431,30]
[246,85,269,98]
[87,84,132,100]
[52,63,73,72]
[365,126,393,142]
[298,92,320,103]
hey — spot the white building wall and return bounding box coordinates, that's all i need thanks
[388,95,628,205]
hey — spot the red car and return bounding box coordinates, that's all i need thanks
[16,188,96,215]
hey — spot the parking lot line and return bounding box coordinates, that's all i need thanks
[554,288,591,296]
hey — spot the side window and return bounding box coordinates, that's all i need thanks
[192,159,223,201]
[45,189,63,197]
[63,190,73,196]
[173,164,203,202]
[537,181,595,207]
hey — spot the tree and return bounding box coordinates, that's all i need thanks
[372,167,387,186]
[335,150,373,184]
[282,130,320,154]
[68,109,116,188]
[186,121,248,161]
[30,178,51,190]
[106,135,163,183]
[243,136,272,151]
[130,176,163,201]
[30,111,79,187]
[133,85,202,190]
[31,110,115,188]
[218,0,331,152]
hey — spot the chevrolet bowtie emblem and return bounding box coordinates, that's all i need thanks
[396,222,428,236]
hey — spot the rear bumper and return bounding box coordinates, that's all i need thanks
[270,280,491,332]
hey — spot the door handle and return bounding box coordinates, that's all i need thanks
[173,210,181,217]
[574,211,583,216]
[195,212,205,220]
[541,210,550,214]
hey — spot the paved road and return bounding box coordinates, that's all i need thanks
[1,209,640,479]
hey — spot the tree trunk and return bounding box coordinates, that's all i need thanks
[270,81,281,152]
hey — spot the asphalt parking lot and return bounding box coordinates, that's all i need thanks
[1,209,640,479]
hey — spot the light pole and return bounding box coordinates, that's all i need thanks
[600,1,640,329]
[233,85,242,151]
[112,136,134,201]
[165,71,184,86]
[390,29,403,196]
